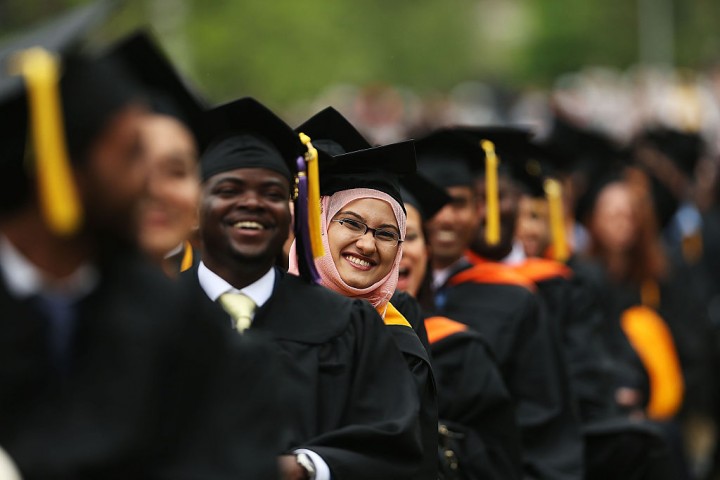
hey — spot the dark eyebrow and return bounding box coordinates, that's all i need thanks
[337,210,400,233]
[337,210,364,221]
[208,176,287,188]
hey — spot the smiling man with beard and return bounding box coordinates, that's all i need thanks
[184,97,423,480]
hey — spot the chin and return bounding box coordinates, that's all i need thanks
[341,273,378,290]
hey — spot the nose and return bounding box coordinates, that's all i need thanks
[354,230,377,253]
[433,204,456,226]
[236,190,263,210]
[145,169,166,200]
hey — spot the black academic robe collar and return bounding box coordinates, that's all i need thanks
[185,265,355,345]
[254,269,356,344]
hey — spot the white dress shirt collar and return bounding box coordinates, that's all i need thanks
[0,235,99,300]
[197,261,275,308]
[500,241,527,265]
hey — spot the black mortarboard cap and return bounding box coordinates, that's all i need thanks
[295,106,371,156]
[295,106,416,210]
[200,97,304,182]
[544,116,621,174]
[0,0,142,229]
[318,141,417,211]
[414,129,483,188]
[399,172,452,220]
[105,30,208,146]
[637,127,703,178]
[452,126,534,172]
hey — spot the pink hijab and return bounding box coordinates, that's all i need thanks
[289,188,406,315]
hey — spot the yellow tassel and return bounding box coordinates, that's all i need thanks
[480,140,500,246]
[12,47,82,236]
[180,240,194,272]
[298,132,325,259]
[621,305,684,420]
[544,178,570,262]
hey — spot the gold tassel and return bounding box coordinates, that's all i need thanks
[544,178,570,262]
[180,240,194,272]
[480,140,500,246]
[11,47,82,236]
[298,132,325,258]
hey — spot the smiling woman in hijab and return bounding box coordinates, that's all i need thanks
[289,106,438,480]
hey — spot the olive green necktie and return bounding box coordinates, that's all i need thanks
[218,292,256,333]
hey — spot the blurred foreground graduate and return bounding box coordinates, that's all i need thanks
[292,107,437,480]
[415,129,585,480]
[107,30,206,277]
[398,171,524,479]
[0,3,284,479]
[181,97,424,480]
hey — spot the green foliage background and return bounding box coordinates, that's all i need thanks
[2,0,720,108]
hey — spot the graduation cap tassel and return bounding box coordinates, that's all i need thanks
[544,178,570,263]
[298,133,325,259]
[295,156,321,283]
[480,140,500,246]
[12,47,82,236]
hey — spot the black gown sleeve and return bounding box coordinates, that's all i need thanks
[388,296,439,480]
[442,282,585,480]
[296,301,424,480]
[506,292,585,480]
[431,327,523,480]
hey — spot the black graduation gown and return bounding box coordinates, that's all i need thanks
[388,291,439,480]
[514,258,616,423]
[518,257,679,479]
[183,266,424,480]
[425,315,523,480]
[0,252,283,480]
[436,264,584,480]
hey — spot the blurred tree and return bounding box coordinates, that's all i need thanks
[2,0,720,107]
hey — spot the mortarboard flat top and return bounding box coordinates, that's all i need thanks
[452,126,535,165]
[295,106,371,156]
[415,126,536,188]
[295,106,416,209]
[399,172,452,221]
[318,141,416,211]
[636,127,703,177]
[200,97,304,182]
[105,30,208,145]
[414,129,484,188]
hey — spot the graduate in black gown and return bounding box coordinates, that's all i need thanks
[483,131,678,480]
[0,4,283,478]
[293,107,437,480]
[415,128,585,480]
[397,172,523,479]
[107,31,205,278]
[182,97,424,480]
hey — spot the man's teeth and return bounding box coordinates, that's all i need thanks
[233,221,264,230]
[346,255,371,267]
[437,231,456,241]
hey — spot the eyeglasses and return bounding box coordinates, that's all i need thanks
[331,218,403,247]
